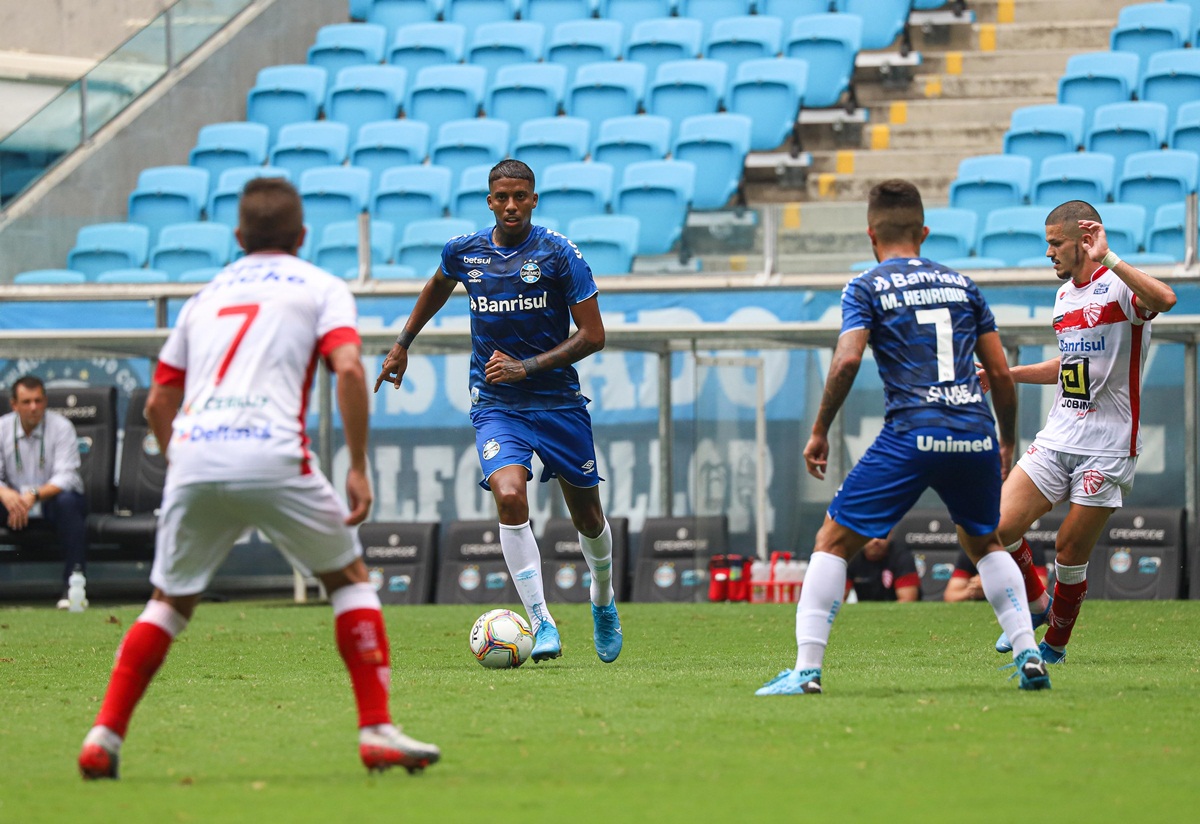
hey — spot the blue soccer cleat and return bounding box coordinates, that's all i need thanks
[531,622,562,662]
[591,601,623,663]
[755,668,822,696]
[1038,639,1067,664]
[1003,647,1052,691]
[996,595,1054,653]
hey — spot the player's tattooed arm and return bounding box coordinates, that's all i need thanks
[485,295,605,384]
[805,329,867,480]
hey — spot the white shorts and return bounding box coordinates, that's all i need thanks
[150,474,361,596]
[1016,441,1138,509]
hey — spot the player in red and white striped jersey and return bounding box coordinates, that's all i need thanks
[979,200,1177,663]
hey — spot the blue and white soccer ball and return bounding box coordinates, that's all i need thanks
[469,608,534,669]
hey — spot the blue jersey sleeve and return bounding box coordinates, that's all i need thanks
[839,277,874,334]
[970,281,998,337]
[440,237,463,283]
[561,236,599,304]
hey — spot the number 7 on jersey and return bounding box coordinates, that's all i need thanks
[215,303,260,385]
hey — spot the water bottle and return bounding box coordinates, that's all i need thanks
[67,566,87,613]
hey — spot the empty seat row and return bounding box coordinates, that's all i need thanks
[67,222,236,280]
[1059,47,1200,127]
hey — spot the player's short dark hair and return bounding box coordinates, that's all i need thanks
[867,179,925,246]
[10,374,45,400]
[1045,200,1102,235]
[488,159,535,191]
[238,178,305,254]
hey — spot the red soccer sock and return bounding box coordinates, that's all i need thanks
[1044,578,1088,648]
[94,620,175,738]
[1010,538,1047,603]
[335,607,392,729]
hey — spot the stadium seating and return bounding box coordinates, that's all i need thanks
[395,217,477,274]
[614,159,696,255]
[1109,2,1193,78]
[1139,49,1200,131]
[485,63,568,131]
[313,219,396,274]
[567,61,647,135]
[978,206,1049,266]
[726,57,807,151]
[406,64,488,135]
[325,65,407,136]
[525,0,595,30]
[1146,201,1187,259]
[430,118,510,190]
[1002,104,1086,172]
[367,0,441,39]
[95,268,170,284]
[149,221,235,279]
[66,223,151,279]
[1116,149,1199,235]
[510,116,591,181]
[783,14,861,109]
[208,166,290,228]
[537,162,615,227]
[922,207,978,260]
[645,59,727,140]
[127,165,210,243]
[467,21,546,86]
[598,0,673,34]
[568,215,639,275]
[942,256,1007,271]
[269,121,351,182]
[387,22,467,76]
[450,164,495,226]
[299,166,372,240]
[1169,100,1200,155]
[13,269,87,284]
[948,154,1032,222]
[444,0,519,39]
[591,114,672,188]
[843,0,909,51]
[1172,0,1200,43]
[1031,152,1116,207]
[245,65,328,142]
[625,18,704,83]
[671,113,751,210]
[704,16,785,79]
[546,20,624,85]
[367,264,422,279]
[678,1,755,37]
[1086,102,1169,178]
[1057,51,1140,127]
[188,122,270,197]
[757,1,838,34]
[350,120,431,191]
[177,267,223,283]
[372,164,453,226]
[1098,202,1149,253]
[307,23,388,76]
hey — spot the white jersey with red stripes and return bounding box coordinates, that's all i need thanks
[154,253,360,486]
[1035,266,1156,457]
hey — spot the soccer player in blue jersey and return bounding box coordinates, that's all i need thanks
[756,179,1050,695]
[374,159,621,664]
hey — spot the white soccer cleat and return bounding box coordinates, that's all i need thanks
[359,726,441,775]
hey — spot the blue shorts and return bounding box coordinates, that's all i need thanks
[827,424,1002,539]
[470,405,603,491]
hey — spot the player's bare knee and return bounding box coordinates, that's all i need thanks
[492,488,529,523]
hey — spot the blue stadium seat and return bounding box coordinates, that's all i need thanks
[784,14,861,109]
[314,219,396,275]
[525,0,596,30]
[299,166,372,240]
[978,206,1049,267]
[843,0,909,51]
[325,65,407,135]
[13,269,87,284]
[95,268,170,284]
[67,223,151,279]
[367,0,441,40]
[677,1,755,38]
[671,113,750,210]
[396,217,477,274]
[614,159,695,255]
[645,59,727,140]
[591,114,672,187]
[940,257,1008,271]
[1002,104,1086,172]
[1146,201,1187,259]
[1139,49,1200,131]
[546,20,624,86]
[1110,3,1193,78]
[567,214,639,274]
[351,120,431,191]
[757,1,835,34]
[625,18,704,83]
[1173,0,1200,44]
[387,22,466,76]
[1086,101,1169,175]
[537,216,562,233]
[298,222,314,261]
[188,122,270,197]
[127,166,210,243]
[150,222,236,279]
[269,121,351,182]
[245,65,328,143]
[450,164,494,226]
[307,23,388,76]
[208,166,290,228]
[567,61,646,135]
[923,207,978,260]
[350,0,373,21]
[1116,149,1200,235]
[1032,152,1115,207]
[537,161,614,226]
[1057,51,1140,128]
[948,154,1032,223]
[485,63,567,131]
[1169,99,1200,155]
[467,21,546,87]
[444,0,519,40]
[372,164,453,226]
[430,118,510,189]
[511,116,591,181]
[704,16,784,79]
[367,264,422,279]
[1098,202,1149,253]
[406,65,488,135]
[726,57,807,151]
[597,0,673,35]
[177,267,223,283]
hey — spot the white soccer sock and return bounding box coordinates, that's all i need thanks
[976,551,1036,657]
[578,519,615,607]
[499,521,554,632]
[794,552,847,672]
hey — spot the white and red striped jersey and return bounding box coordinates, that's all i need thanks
[1035,266,1156,457]
[154,254,360,485]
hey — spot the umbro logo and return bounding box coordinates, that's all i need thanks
[468,269,483,281]
[581,460,595,473]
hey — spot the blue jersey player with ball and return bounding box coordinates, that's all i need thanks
[756,179,1051,695]
[375,160,621,665]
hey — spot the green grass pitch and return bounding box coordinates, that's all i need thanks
[2,599,1197,823]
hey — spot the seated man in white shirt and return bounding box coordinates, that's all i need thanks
[0,375,88,608]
